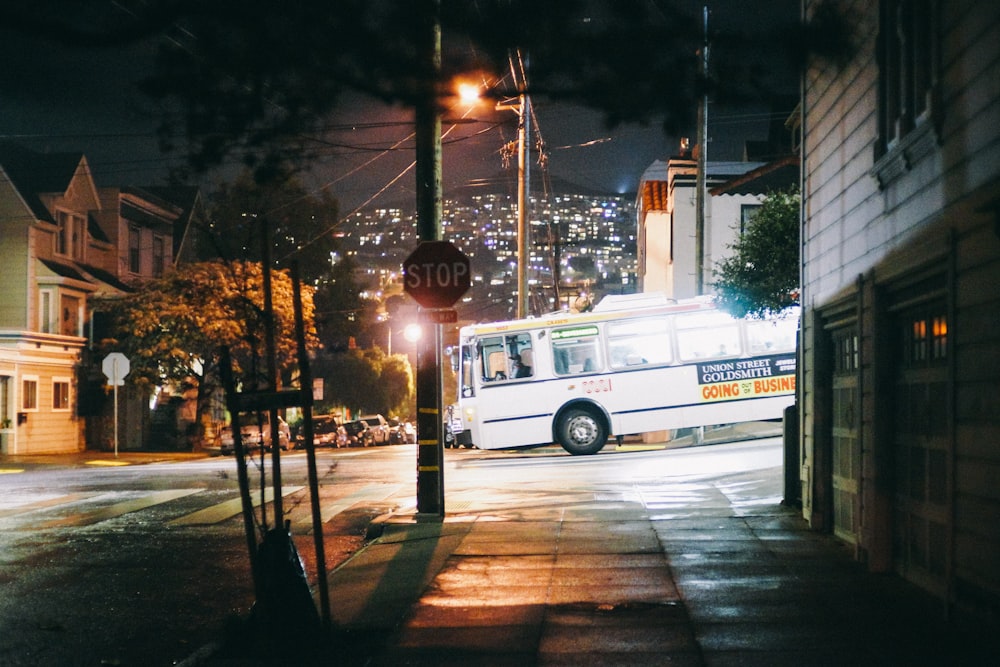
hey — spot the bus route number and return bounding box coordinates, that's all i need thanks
[582,378,612,394]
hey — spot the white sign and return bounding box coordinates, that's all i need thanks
[102,352,130,386]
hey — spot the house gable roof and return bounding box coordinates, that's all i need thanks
[0,142,90,223]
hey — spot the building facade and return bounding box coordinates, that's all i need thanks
[0,145,103,454]
[0,144,194,454]
[799,0,1000,624]
[636,154,774,299]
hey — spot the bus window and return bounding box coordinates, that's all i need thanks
[746,316,798,354]
[478,337,506,381]
[479,334,533,381]
[506,333,533,379]
[675,311,741,361]
[552,324,602,375]
[607,317,671,368]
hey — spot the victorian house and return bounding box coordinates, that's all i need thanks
[0,143,195,454]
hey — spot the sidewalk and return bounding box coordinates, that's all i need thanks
[0,449,212,470]
[194,463,999,666]
[17,443,993,665]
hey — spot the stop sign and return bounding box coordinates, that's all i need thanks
[403,241,471,308]
[102,352,130,386]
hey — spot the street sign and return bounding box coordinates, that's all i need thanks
[102,352,130,386]
[403,241,471,309]
[419,308,458,324]
[102,352,130,458]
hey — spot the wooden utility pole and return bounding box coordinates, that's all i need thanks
[516,58,531,319]
[695,6,709,295]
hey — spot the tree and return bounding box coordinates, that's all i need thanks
[203,170,375,351]
[311,253,378,351]
[204,170,341,285]
[312,347,414,418]
[711,187,800,319]
[93,261,317,445]
[379,353,415,418]
[0,1,817,182]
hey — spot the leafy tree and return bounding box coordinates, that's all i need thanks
[312,350,380,416]
[204,170,341,285]
[712,187,800,318]
[311,253,378,351]
[93,261,317,445]
[379,353,415,418]
[0,1,827,182]
[203,170,376,351]
[312,347,414,418]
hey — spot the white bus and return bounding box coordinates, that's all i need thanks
[455,293,798,455]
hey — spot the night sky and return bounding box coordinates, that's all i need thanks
[0,1,799,212]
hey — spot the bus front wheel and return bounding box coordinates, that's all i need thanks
[556,408,607,456]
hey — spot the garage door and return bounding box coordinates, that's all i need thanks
[892,302,950,596]
[831,327,860,544]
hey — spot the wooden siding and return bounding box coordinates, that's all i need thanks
[0,173,31,329]
[802,0,1000,621]
[1,338,85,454]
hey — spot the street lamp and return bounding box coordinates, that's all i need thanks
[403,323,423,343]
[461,56,532,319]
[495,50,531,320]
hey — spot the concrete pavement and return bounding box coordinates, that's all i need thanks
[8,443,997,665]
[309,470,997,667]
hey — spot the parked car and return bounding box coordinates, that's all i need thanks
[301,414,347,448]
[220,414,291,455]
[388,418,416,444]
[359,414,391,445]
[342,419,374,447]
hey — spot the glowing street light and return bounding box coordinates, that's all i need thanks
[457,82,481,105]
[403,323,423,343]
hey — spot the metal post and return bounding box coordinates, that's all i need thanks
[291,262,330,628]
[260,218,283,526]
[113,376,119,458]
[414,0,445,515]
[219,346,262,602]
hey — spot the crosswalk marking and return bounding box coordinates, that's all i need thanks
[2,484,398,530]
[320,484,401,522]
[168,485,304,526]
[39,489,203,528]
[291,484,402,535]
[0,492,94,519]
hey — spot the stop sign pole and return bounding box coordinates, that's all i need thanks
[404,241,471,515]
[102,352,130,458]
[410,1,448,516]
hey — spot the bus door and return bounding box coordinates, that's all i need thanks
[459,344,475,398]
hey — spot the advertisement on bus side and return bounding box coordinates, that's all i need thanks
[695,354,796,403]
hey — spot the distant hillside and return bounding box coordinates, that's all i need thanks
[447,170,631,200]
[371,170,633,209]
